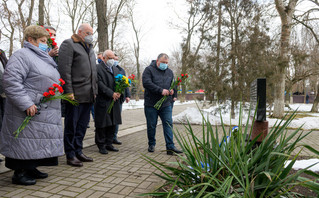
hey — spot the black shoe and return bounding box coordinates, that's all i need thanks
[98,147,108,154]
[67,157,83,167]
[167,148,183,155]
[12,170,36,185]
[105,145,119,152]
[112,139,122,145]
[27,168,48,179]
[76,153,93,162]
[148,145,155,152]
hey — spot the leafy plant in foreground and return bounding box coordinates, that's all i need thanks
[141,106,319,197]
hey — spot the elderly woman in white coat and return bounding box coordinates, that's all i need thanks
[0,25,63,185]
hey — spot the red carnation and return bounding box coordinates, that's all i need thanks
[58,86,64,93]
[59,79,65,85]
[43,92,50,98]
[49,87,54,90]
[53,83,59,88]
[181,74,184,77]
[49,90,55,96]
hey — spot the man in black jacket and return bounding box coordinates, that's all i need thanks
[112,54,131,145]
[142,53,182,155]
[58,23,98,167]
[94,50,121,154]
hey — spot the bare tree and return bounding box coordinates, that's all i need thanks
[62,0,94,34]
[38,0,44,25]
[127,1,145,100]
[293,0,319,112]
[96,0,108,51]
[274,0,298,118]
[177,0,214,100]
[110,0,127,50]
[0,0,35,54]
[0,0,17,56]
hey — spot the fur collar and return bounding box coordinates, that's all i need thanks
[71,34,83,43]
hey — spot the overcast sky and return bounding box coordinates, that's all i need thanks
[52,0,187,61]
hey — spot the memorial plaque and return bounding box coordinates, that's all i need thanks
[250,78,266,121]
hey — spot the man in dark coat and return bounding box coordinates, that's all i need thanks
[58,23,98,167]
[0,48,8,131]
[112,54,131,145]
[0,34,8,163]
[94,50,122,154]
[142,53,182,155]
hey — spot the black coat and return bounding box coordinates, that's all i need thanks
[142,60,174,108]
[94,62,122,128]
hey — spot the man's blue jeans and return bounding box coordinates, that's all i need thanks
[144,105,175,150]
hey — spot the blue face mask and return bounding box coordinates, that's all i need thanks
[38,43,48,52]
[159,63,168,70]
[113,60,119,66]
[98,59,102,63]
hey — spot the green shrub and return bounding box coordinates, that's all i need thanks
[141,107,319,197]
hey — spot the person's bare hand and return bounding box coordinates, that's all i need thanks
[26,104,37,116]
[173,97,177,102]
[162,89,169,96]
[125,97,130,103]
[169,89,174,95]
[48,46,59,57]
[68,93,75,100]
[113,92,121,101]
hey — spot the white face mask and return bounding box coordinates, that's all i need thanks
[84,35,93,44]
[106,59,114,67]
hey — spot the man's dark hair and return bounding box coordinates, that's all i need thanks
[157,53,169,60]
[43,25,56,32]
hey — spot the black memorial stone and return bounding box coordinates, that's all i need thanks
[250,78,266,122]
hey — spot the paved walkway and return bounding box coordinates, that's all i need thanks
[0,103,199,197]
[0,102,318,197]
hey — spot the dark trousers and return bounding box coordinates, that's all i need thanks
[95,126,115,148]
[64,103,91,159]
[114,103,123,140]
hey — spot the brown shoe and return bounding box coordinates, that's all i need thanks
[67,157,83,167]
[76,154,93,162]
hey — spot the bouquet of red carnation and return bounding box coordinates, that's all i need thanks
[128,74,135,81]
[44,28,57,49]
[154,73,189,110]
[13,79,78,138]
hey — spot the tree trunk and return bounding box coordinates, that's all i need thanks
[274,0,298,118]
[38,0,44,26]
[273,72,285,117]
[311,83,319,112]
[231,100,235,119]
[95,0,108,52]
[216,2,222,75]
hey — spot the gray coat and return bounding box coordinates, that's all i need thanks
[58,34,98,103]
[94,62,122,128]
[0,41,63,160]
